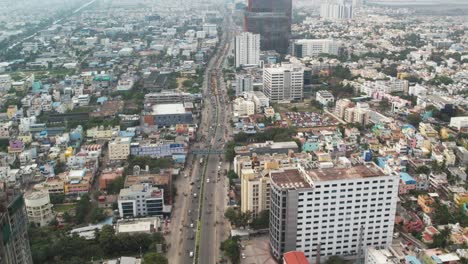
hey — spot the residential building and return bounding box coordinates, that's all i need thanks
[144,91,201,105]
[244,91,270,113]
[450,117,468,131]
[0,184,33,264]
[0,74,11,92]
[24,190,54,227]
[235,32,260,68]
[235,75,254,96]
[86,125,119,139]
[292,39,341,58]
[316,90,335,106]
[109,137,131,160]
[244,0,292,53]
[240,168,271,218]
[233,97,256,117]
[234,141,299,156]
[263,63,304,102]
[320,0,353,20]
[118,184,166,218]
[269,163,398,262]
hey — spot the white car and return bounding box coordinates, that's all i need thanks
[206,178,210,183]
[190,251,194,258]
[242,253,246,259]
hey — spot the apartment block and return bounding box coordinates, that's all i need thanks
[235,32,260,68]
[269,162,399,263]
[109,137,131,160]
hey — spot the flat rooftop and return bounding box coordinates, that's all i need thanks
[152,103,186,115]
[306,163,386,182]
[270,169,311,189]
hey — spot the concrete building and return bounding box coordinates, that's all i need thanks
[109,137,131,161]
[320,0,353,20]
[144,91,202,105]
[235,32,260,68]
[24,190,54,227]
[450,116,468,131]
[365,247,400,264]
[235,141,299,156]
[283,251,309,264]
[240,168,271,218]
[145,103,193,127]
[316,90,335,106]
[86,125,119,139]
[233,97,256,117]
[269,163,398,262]
[235,75,254,96]
[0,74,12,93]
[118,184,166,218]
[292,39,341,58]
[0,185,33,264]
[244,91,270,113]
[130,141,188,159]
[244,0,292,53]
[116,218,161,234]
[263,63,304,102]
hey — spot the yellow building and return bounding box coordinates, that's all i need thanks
[418,194,436,214]
[419,123,439,138]
[6,105,17,119]
[240,169,271,218]
[86,125,119,139]
[454,193,468,207]
[17,134,32,144]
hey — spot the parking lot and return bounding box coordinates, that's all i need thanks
[240,235,277,264]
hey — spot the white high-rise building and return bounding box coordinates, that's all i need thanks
[269,163,399,263]
[235,32,260,68]
[320,0,353,20]
[292,39,342,58]
[263,63,304,102]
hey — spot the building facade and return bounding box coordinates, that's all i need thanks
[263,64,304,102]
[109,137,131,160]
[0,186,33,264]
[320,0,353,20]
[118,184,165,218]
[292,39,341,58]
[24,190,54,227]
[235,32,260,68]
[269,163,399,263]
[244,0,292,53]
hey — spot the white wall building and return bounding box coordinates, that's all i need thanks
[263,63,304,102]
[24,190,54,227]
[292,39,341,58]
[269,163,399,263]
[450,116,468,131]
[118,184,165,218]
[202,24,217,37]
[235,32,260,68]
[109,137,131,160]
[0,74,12,93]
[316,90,335,106]
[244,91,270,113]
[320,0,353,20]
[233,97,256,117]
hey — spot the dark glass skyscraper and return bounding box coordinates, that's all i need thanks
[244,0,292,54]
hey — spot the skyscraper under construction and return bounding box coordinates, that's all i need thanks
[244,0,292,54]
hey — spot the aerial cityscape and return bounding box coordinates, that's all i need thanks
[0,0,467,263]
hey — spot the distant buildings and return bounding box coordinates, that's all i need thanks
[292,39,342,58]
[263,63,304,102]
[269,163,399,262]
[235,32,260,68]
[244,0,292,53]
[320,0,353,20]
[235,75,254,96]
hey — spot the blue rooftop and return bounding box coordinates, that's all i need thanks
[405,256,422,264]
[400,172,416,184]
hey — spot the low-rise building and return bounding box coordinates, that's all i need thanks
[315,90,335,106]
[24,190,54,227]
[109,137,131,160]
[118,184,167,218]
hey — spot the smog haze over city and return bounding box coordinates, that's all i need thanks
[0,0,467,264]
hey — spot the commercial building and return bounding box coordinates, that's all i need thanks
[109,137,131,160]
[86,125,119,139]
[0,184,33,264]
[144,91,202,105]
[234,141,299,156]
[144,103,193,127]
[24,190,54,227]
[116,218,161,234]
[320,0,353,20]
[316,90,335,106]
[365,247,401,264]
[235,75,254,96]
[130,141,188,159]
[118,184,167,218]
[244,91,270,113]
[233,97,256,117]
[269,162,398,262]
[292,39,341,58]
[450,116,468,131]
[235,32,260,68]
[244,0,292,53]
[263,63,304,102]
